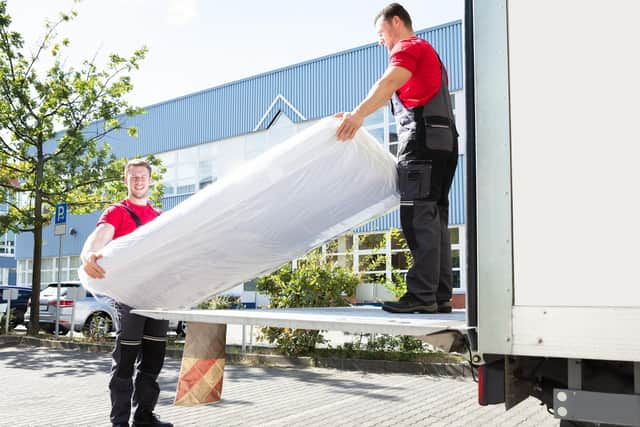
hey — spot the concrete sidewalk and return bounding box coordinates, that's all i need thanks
[0,345,559,427]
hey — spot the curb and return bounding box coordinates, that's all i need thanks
[0,335,471,378]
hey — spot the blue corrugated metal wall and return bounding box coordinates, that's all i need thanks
[21,20,465,259]
[96,21,463,158]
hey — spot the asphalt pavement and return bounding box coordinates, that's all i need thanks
[0,344,560,427]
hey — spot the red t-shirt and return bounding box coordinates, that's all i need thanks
[390,36,444,108]
[97,198,160,240]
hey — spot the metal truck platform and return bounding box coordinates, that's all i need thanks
[133,305,467,336]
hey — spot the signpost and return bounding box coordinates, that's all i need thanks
[54,203,67,336]
[2,288,18,335]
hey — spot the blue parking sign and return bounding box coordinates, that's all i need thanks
[55,203,67,224]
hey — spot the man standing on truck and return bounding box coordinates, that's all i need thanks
[336,3,458,314]
[81,159,172,427]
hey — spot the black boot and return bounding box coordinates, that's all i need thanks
[132,413,173,427]
[382,293,437,314]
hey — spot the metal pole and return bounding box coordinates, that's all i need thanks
[5,296,10,335]
[68,303,75,340]
[241,324,246,353]
[54,235,63,336]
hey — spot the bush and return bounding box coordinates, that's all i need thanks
[0,308,16,333]
[197,295,241,310]
[256,250,359,356]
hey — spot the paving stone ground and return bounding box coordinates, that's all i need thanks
[0,345,559,426]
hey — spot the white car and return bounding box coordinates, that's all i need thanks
[25,282,183,336]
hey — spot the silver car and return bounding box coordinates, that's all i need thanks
[25,282,183,336]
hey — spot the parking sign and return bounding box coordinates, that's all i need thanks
[54,202,67,235]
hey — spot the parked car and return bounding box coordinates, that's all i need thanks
[25,281,182,336]
[0,285,32,327]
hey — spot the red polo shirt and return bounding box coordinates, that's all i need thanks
[390,36,444,108]
[97,198,160,240]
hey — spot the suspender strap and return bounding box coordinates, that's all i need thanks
[116,203,142,228]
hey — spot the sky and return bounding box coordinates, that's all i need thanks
[6,0,463,108]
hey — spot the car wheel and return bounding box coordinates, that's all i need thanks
[83,312,113,337]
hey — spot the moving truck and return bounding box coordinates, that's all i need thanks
[467,1,640,425]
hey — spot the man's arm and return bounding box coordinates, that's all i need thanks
[81,223,115,279]
[335,65,411,141]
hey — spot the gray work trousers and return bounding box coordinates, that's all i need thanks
[109,303,169,424]
[401,201,453,304]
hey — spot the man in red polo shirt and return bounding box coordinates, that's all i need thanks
[81,159,172,427]
[336,3,458,314]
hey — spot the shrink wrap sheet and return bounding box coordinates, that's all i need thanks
[79,118,399,308]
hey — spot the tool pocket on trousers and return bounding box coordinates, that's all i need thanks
[425,123,454,152]
[398,160,432,201]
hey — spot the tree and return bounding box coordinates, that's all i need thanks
[0,1,162,335]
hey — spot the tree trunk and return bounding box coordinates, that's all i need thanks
[27,145,45,336]
[28,220,42,336]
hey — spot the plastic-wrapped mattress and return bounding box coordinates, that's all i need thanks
[79,117,399,308]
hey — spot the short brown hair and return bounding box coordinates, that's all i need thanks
[124,158,152,177]
[375,3,413,29]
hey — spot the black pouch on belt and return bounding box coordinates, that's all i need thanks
[397,159,432,201]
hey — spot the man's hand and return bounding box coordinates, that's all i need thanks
[83,252,106,279]
[335,111,365,141]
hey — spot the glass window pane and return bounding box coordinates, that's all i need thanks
[176,181,196,195]
[360,272,387,284]
[391,251,411,270]
[243,279,257,292]
[363,108,384,127]
[453,270,461,288]
[68,269,79,281]
[359,254,387,272]
[449,227,460,244]
[389,124,398,143]
[390,229,407,250]
[326,236,353,253]
[41,258,54,270]
[325,254,353,269]
[452,249,460,269]
[367,127,384,144]
[358,233,385,250]
[69,256,81,269]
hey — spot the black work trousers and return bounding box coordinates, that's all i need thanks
[399,143,458,305]
[109,303,169,425]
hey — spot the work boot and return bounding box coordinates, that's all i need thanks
[382,294,437,314]
[437,300,453,313]
[132,413,173,427]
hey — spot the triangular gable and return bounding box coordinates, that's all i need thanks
[253,94,306,132]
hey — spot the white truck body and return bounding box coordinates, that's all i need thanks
[474,0,640,363]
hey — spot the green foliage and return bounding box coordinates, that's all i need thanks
[0,1,157,334]
[0,307,15,332]
[385,228,411,298]
[261,328,325,356]
[83,313,112,343]
[197,295,241,310]
[256,250,359,356]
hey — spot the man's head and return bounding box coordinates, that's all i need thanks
[374,3,414,52]
[124,158,152,201]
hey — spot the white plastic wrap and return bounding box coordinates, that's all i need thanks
[79,117,399,309]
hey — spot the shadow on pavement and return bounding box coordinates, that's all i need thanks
[2,345,407,403]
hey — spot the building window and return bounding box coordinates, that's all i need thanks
[16,255,81,287]
[318,226,465,295]
[0,234,15,256]
[158,143,219,197]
